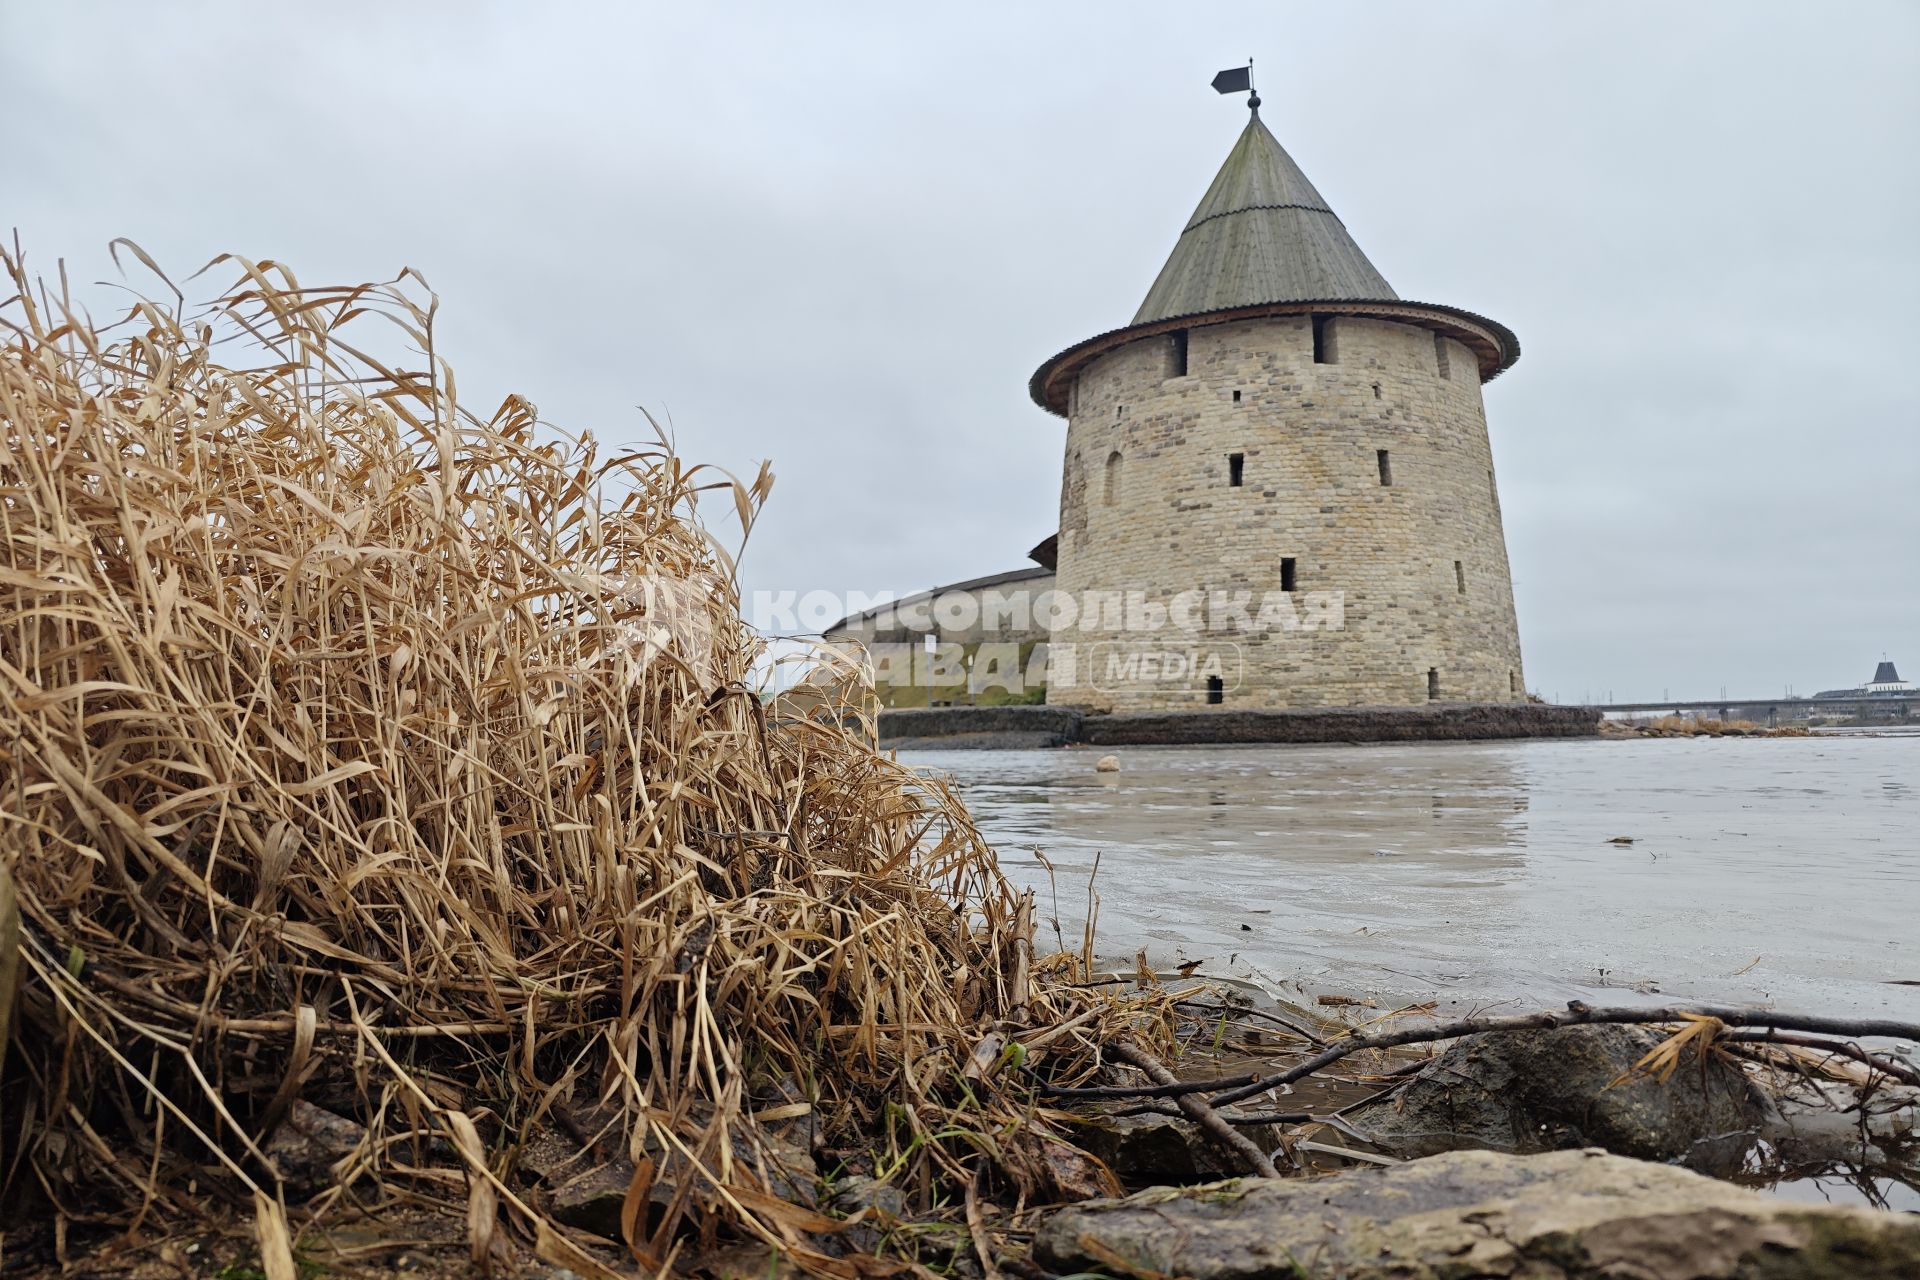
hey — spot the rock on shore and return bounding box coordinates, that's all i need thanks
[1034,1148,1920,1280]
[1347,1023,1769,1166]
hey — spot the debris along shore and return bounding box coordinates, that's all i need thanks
[0,251,1914,1279]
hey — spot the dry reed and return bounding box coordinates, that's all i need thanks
[0,243,1123,1273]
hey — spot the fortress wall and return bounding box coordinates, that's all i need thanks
[1052,315,1525,710]
[826,572,1056,647]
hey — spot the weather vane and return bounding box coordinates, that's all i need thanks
[1211,59,1258,114]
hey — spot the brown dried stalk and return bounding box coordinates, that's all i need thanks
[0,242,1140,1262]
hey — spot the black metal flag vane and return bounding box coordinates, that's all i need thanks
[1212,60,1259,114]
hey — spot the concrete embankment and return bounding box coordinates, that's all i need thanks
[878,702,1599,749]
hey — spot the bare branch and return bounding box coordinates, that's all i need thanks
[1724,1029,1920,1088]
[1109,1040,1280,1177]
[1209,1002,1920,1109]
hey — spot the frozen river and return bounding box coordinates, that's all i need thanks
[900,733,1920,1023]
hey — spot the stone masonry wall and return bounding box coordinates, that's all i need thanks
[1051,315,1525,710]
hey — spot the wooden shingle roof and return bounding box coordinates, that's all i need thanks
[1133,110,1396,323]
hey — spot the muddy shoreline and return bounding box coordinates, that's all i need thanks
[12,982,1913,1280]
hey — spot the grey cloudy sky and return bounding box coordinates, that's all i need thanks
[5,1,1915,702]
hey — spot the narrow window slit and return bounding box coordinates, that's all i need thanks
[1377,449,1393,486]
[1228,453,1244,487]
[1280,557,1297,593]
[1232,389,1241,403]
[1428,668,1440,701]
[1454,560,1466,594]
[1170,329,1189,378]
[1312,315,1336,364]
[1103,450,1122,506]
[1206,675,1224,705]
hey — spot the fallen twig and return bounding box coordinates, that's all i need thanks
[1107,1101,1315,1123]
[1109,1040,1279,1177]
[1208,1002,1920,1109]
[1294,1139,1399,1166]
[1724,1030,1920,1088]
[1213,1109,1317,1127]
[1114,1077,1407,1127]
[1039,1070,1259,1101]
[965,1166,1004,1280]
[1172,998,1329,1047]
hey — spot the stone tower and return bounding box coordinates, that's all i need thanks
[1030,100,1526,710]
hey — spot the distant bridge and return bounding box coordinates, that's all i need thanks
[1585,695,1916,722]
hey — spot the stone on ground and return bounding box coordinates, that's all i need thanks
[1033,1148,1920,1280]
[1066,1102,1279,1186]
[263,1100,368,1196]
[1348,1023,1768,1165]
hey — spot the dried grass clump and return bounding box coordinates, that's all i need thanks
[0,244,1107,1271]
[1640,715,1806,737]
[1647,715,1759,735]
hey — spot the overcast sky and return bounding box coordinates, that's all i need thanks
[5,2,1916,702]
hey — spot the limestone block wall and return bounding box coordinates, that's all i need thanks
[1052,315,1525,710]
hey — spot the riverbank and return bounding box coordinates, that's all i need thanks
[11,1001,1916,1279]
[879,701,1599,749]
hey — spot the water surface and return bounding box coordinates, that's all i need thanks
[902,736,1920,1022]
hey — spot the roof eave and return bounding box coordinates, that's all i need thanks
[822,565,1056,635]
[1028,300,1521,417]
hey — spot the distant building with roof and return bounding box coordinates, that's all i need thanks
[1813,660,1915,700]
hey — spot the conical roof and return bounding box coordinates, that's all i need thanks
[1132,110,1396,325]
[1873,661,1901,684]
[1028,104,1520,414]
